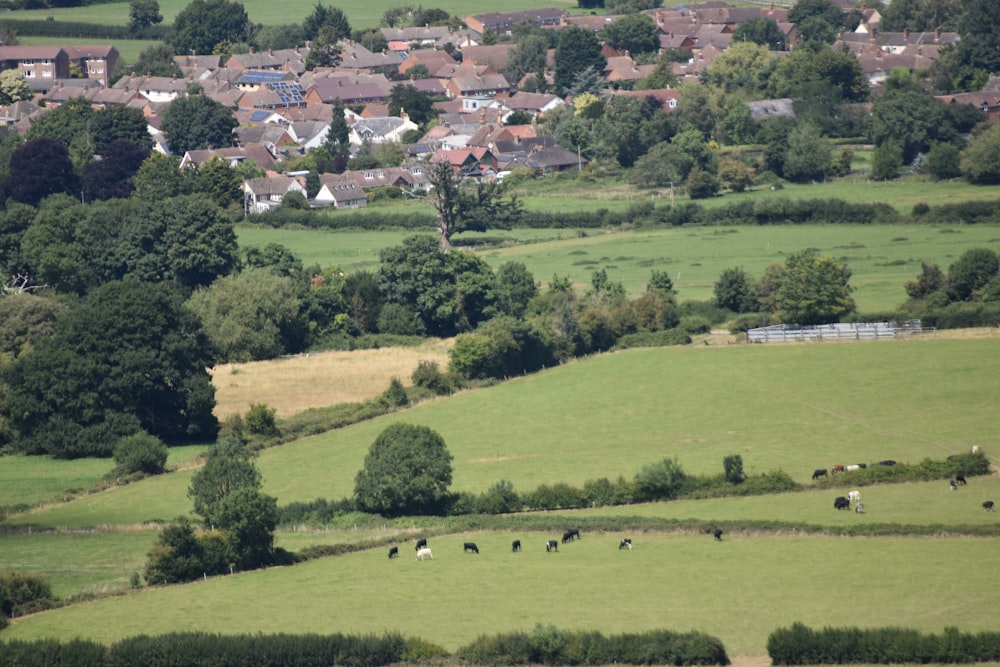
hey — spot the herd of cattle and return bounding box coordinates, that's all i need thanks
[387,526,731,560]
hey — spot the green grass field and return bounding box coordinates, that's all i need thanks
[238,223,1000,312]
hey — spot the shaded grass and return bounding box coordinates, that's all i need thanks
[5,531,999,657]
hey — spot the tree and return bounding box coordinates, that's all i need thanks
[633,456,687,502]
[189,437,262,525]
[869,70,952,164]
[487,261,538,319]
[130,43,182,79]
[168,0,251,56]
[132,153,190,200]
[506,34,549,85]
[112,431,169,476]
[82,139,150,201]
[554,26,606,93]
[957,0,1000,76]
[89,106,154,154]
[302,2,351,42]
[600,13,659,55]
[717,156,755,192]
[1,280,218,458]
[880,0,961,32]
[947,248,999,301]
[2,138,78,206]
[714,267,759,313]
[157,194,240,289]
[723,454,746,484]
[426,160,522,249]
[0,70,31,104]
[0,294,66,360]
[731,16,786,51]
[186,267,307,362]
[783,122,830,183]
[869,141,904,181]
[702,41,776,95]
[354,423,453,516]
[905,262,948,300]
[772,249,855,324]
[686,166,719,199]
[961,124,1000,184]
[191,155,242,208]
[215,488,278,569]
[160,94,237,154]
[387,84,434,126]
[25,96,94,147]
[788,0,844,30]
[129,0,162,35]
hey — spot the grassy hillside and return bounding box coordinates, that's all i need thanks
[237,224,1000,311]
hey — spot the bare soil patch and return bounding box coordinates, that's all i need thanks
[210,340,452,419]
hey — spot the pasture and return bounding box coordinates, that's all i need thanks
[237,223,1000,311]
[4,531,1000,657]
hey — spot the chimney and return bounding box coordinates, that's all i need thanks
[934,27,941,41]
[903,27,909,40]
[269,49,273,56]
[249,46,255,54]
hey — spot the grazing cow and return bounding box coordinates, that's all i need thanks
[562,528,580,543]
[972,445,981,454]
[415,538,427,550]
[713,528,723,541]
[812,469,828,480]
[415,547,433,561]
[619,538,632,550]
[512,539,521,552]
[832,464,845,474]
[984,501,995,512]
[845,464,861,472]
[956,475,967,485]
[858,463,867,469]
[879,460,896,466]
[546,540,558,552]
[950,479,958,491]
[388,546,398,559]
[464,542,479,554]
[848,490,861,505]
[834,496,850,510]
[855,502,865,513]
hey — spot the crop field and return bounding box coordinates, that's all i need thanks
[237,223,1000,312]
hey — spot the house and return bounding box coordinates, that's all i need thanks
[243,175,307,213]
[179,145,276,170]
[526,145,585,173]
[0,46,70,93]
[495,91,566,117]
[348,115,419,146]
[305,77,389,105]
[398,49,457,77]
[380,26,451,49]
[460,44,516,72]
[936,92,1000,124]
[112,74,190,103]
[464,8,566,37]
[289,120,331,150]
[314,175,368,208]
[63,45,118,88]
[430,146,497,179]
[609,88,680,112]
[443,66,510,98]
[233,124,296,154]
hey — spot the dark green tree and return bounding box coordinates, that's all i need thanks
[168,0,251,56]
[633,456,687,502]
[156,194,239,289]
[723,454,746,484]
[0,294,66,360]
[112,431,169,476]
[869,141,904,180]
[144,517,221,584]
[129,43,182,79]
[686,166,720,199]
[160,94,237,155]
[1,280,218,458]
[188,437,262,526]
[772,249,855,324]
[869,70,953,164]
[905,262,948,300]
[783,122,831,183]
[880,0,961,32]
[486,261,538,319]
[387,84,435,126]
[714,267,759,313]
[788,0,844,30]
[302,2,351,42]
[601,13,659,55]
[191,155,242,208]
[82,139,150,201]
[957,0,1000,76]
[354,423,453,516]
[426,159,522,249]
[2,138,78,206]
[129,0,163,35]
[506,34,549,85]
[731,17,787,51]
[947,248,999,301]
[554,26,606,93]
[215,487,278,570]
[90,106,153,154]
[25,96,94,147]
[132,153,190,200]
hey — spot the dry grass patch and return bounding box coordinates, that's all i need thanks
[210,340,452,419]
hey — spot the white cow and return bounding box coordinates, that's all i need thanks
[972,445,981,454]
[848,490,861,505]
[845,464,861,472]
[415,547,433,561]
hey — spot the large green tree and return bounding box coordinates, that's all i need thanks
[947,247,999,301]
[160,94,237,154]
[554,26,606,93]
[731,17,787,51]
[128,0,163,35]
[188,437,262,526]
[600,13,659,55]
[770,249,855,324]
[354,423,453,516]
[0,70,31,105]
[425,160,522,249]
[387,84,435,126]
[1,280,218,458]
[783,122,831,183]
[961,124,1000,184]
[869,70,954,164]
[168,0,251,56]
[2,138,78,206]
[957,0,1000,77]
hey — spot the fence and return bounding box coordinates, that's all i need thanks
[747,320,930,344]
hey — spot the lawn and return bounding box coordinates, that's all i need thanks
[238,223,1000,311]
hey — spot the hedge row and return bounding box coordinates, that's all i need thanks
[251,207,436,230]
[768,623,1000,664]
[917,199,1000,225]
[0,19,167,40]
[810,451,990,489]
[458,627,729,666]
[0,632,410,667]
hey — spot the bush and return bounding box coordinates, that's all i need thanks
[411,359,455,395]
[112,431,169,476]
[245,403,279,437]
[380,377,409,408]
[0,572,56,618]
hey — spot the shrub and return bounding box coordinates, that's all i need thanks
[380,377,409,408]
[244,403,279,437]
[411,359,454,395]
[111,431,169,476]
[0,572,56,618]
[633,456,688,502]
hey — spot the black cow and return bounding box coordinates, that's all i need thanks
[956,474,967,485]
[858,463,867,469]
[812,469,827,480]
[878,460,896,466]
[512,539,521,552]
[562,528,580,543]
[415,538,427,550]
[619,538,632,550]
[388,546,398,559]
[834,496,850,510]
[546,540,558,552]
[984,501,995,512]
[713,528,723,541]
[950,479,958,491]
[464,542,479,554]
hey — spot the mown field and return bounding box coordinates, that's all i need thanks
[238,223,1000,311]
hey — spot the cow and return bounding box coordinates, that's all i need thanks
[562,528,580,543]
[415,538,427,550]
[388,546,398,559]
[415,547,433,561]
[831,464,845,474]
[848,490,861,505]
[834,496,850,510]
[845,464,861,472]
[955,474,967,485]
[950,479,958,491]
[713,528,723,541]
[858,463,867,469]
[546,540,558,552]
[878,460,896,466]
[855,502,865,513]
[619,538,632,550]
[512,539,521,552]
[984,501,995,512]
[972,445,981,454]
[464,542,479,554]
[812,469,827,480]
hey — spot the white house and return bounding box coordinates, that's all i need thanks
[243,175,306,214]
